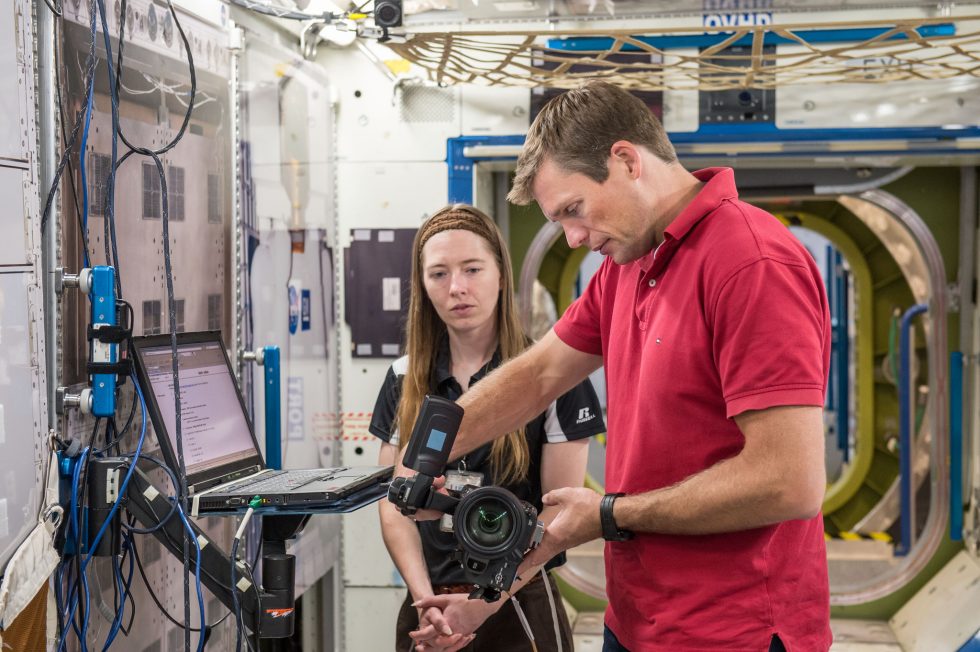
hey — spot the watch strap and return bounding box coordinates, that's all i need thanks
[600,493,634,542]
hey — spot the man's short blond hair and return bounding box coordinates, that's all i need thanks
[507,81,677,206]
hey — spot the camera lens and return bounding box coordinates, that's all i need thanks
[465,497,513,548]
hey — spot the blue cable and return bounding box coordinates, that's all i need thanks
[78,0,97,269]
[58,447,89,652]
[102,528,136,650]
[120,454,179,534]
[79,375,146,644]
[82,375,146,562]
[60,374,147,650]
[102,544,126,651]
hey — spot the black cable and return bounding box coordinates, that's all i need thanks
[230,538,242,652]
[130,533,231,633]
[116,454,179,534]
[119,534,138,636]
[141,496,243,627]
[39,0,100,234]
[102,1,198,645]
[318,234,332,364]
[43,0,64,17]
[53,20,89,267]
[112,0,196,157]
[229,538,259,652]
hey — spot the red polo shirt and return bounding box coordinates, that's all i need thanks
[555,168,832,651]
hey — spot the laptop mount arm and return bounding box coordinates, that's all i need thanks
[124,465,305,639]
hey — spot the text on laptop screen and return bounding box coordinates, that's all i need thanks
[140,341,257,476]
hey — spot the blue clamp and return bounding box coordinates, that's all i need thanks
[88,266,119,417]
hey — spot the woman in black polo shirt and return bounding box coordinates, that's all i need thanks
[370,204,604,652]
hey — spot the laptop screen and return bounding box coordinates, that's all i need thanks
[132,333,264,488]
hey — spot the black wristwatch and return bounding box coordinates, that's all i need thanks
[600,493,634,542]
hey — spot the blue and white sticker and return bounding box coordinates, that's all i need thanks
[301,289,311,331]
[288,280,301,335]
[287,376,304,441]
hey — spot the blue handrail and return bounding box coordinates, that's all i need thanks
[950,351,964,542]
[896,303,928,556]
[834,252,850,463]
[263,345,282,470]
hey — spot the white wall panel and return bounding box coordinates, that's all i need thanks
[460,84,530,136]
[0,167,29,267]
[0,272,42,570]
[327,44,460,163]
[335,157,447,645]
[343,587,404,652]
[335,160,446,442]
[0,5,25,159]
[777,77,980,130]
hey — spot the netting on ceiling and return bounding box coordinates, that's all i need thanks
[384,15,980,90]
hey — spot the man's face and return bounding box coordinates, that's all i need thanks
[531,155,657,265]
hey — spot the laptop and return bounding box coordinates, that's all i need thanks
[129,331,392,516]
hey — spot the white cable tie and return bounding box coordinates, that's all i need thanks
[197,535,209,550]
[236,577,252,592]
[143,485,160,501]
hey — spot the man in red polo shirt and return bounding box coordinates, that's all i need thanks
[413,81,831,652]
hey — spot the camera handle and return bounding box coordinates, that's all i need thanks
[387,395,465,515]
[387,473,460,516]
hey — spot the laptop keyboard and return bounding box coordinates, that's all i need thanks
[219,468,348,494]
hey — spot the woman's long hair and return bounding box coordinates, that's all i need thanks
[395,204,530,485]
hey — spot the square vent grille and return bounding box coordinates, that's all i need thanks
[400,85,455,123]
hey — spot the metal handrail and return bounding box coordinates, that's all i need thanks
[950,351,964,542]
[897,303,928,556]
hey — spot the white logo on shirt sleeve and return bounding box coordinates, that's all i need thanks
[576,407,594,424]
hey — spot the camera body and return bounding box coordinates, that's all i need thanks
[452,485,544,602]
[386,395,544,602]
[388,476,544,602]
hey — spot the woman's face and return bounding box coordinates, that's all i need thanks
[421,229,502,335]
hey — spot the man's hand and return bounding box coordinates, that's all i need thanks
[518,487,603,577]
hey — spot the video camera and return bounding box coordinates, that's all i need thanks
[386,396,544,602]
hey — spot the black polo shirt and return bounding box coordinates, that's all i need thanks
[369,340,606,585]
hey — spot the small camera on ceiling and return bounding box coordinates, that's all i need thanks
[374,0,402,28]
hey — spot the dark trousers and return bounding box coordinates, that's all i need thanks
[395,574,573,652]
[603,625,787,651]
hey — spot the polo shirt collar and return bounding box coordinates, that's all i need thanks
[637,167,738,273]
[432,332,502,391]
